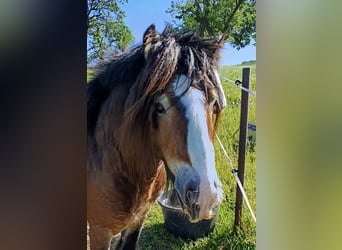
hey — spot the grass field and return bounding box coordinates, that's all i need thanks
[88,64,256,249]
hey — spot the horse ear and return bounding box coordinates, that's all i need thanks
[217,80,227,109]
[214,69,227,109]
[161,24,172,36]
[217,35,226,109]
[143,24,160,60]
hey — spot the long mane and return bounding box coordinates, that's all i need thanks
[87,47,145,136]
[87,27,224,175]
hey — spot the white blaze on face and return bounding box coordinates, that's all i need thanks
[172,74,223,219]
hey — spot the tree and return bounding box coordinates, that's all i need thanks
[87,0,134,63]
[167,0,256,49]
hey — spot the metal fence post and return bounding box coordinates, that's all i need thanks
[234,67,250,229]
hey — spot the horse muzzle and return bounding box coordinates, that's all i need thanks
[173,167,223,222]
[175,185,222,222]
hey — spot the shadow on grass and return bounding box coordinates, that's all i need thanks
[139,222,255,250]
[139,223,185,250]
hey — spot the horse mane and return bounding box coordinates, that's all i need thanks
[87,47,145,136]
[88,25,224,179]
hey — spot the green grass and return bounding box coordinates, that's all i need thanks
[88,64,256,249]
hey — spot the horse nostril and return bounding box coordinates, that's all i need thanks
[186,189,198,205]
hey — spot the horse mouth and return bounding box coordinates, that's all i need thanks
[173,189,201,222]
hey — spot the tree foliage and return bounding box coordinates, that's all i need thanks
[167,0,256,49]
[87,0,134,63]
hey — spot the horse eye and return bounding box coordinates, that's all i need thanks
[155,103,166,114]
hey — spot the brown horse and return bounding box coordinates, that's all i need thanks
[87,24,227,250]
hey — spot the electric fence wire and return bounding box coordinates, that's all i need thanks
[215,134,256,224]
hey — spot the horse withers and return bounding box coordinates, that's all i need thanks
[87,24,227,250]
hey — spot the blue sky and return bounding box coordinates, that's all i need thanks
[119,0,256,66]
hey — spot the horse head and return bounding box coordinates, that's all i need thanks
[119,24,227,222]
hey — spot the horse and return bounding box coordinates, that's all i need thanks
[87,24,227,250]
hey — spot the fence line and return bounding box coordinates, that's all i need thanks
[219,68,256,227]
[215,134,256,224]
[220,76,256,97]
